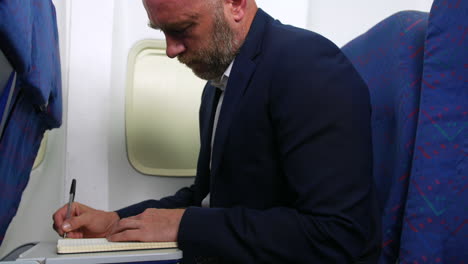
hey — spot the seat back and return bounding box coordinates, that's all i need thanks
[343,2,468,261]
[399,0,468,262]
[0,0,62,246]
[342,11,429,263]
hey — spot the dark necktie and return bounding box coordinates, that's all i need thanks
[209,87,223,140]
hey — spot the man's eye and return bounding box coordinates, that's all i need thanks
[172,25,192,35]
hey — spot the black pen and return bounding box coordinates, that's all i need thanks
[63,179,76,238]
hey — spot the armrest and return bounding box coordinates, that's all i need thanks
[0,243,37,261]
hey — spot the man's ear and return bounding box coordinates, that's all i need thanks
[225,0,247,22]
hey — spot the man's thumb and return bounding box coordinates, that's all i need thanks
[62,214,90,232]
[62,221,72,232]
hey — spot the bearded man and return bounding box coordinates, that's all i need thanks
[53,0,381,263]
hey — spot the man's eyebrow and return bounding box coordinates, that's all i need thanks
[147,13,199,31]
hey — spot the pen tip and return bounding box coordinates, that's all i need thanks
[70,179,76,194]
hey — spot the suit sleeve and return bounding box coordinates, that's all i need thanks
[116,185,197,218]
[177,35,381,263]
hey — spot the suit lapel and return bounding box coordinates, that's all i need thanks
[210,9,271,184]
[210,57,256,176]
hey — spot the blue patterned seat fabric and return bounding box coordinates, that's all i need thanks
[343,10,428,263]
[399,0,467,263]
[342,0,467,262]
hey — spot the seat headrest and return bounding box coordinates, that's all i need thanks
[0,0,62,129]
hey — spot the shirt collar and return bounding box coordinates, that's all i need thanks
[210,60,234,91]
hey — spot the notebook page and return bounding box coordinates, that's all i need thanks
[57,238,178,254]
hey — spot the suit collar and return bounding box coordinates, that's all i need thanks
[236,8,272,62]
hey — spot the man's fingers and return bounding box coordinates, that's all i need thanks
[52,222,64,236]
[62,211,93,232]
[126,215,141,220]
[107,229,142,242]
[108,219,141,236]
[53,203,79,235]
[53,204,69,230]
[65,231,84,239]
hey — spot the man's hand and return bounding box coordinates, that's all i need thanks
[107,209,185,242]
[52,202,120,238]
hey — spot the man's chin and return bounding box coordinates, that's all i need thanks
[191,69,217,81]
[186,63,217,80]
[178,58,224,80]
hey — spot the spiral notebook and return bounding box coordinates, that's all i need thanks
[57,238,178,254]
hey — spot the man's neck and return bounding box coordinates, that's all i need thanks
[234,5,259,51]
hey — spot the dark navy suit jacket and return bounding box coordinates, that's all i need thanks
[117,9,381,264]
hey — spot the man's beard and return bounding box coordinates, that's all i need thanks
[178,7,240,80]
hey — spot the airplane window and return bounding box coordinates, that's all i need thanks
[32,132,48,170]
[126,40,205,177]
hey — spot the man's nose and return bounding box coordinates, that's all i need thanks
[165,35,186,58]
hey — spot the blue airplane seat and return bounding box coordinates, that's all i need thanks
[343,0,467,262]
[342,10,429,263]
[0,0,62,247]
[398,0,468,262]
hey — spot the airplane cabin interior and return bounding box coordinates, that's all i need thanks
[0,0,466,263]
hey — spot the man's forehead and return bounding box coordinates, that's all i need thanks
[144,0,204,25]
[143,0,202,11]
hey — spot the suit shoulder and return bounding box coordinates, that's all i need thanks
[262,20,368,103]
[264,20,341,60]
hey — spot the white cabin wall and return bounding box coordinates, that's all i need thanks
[256,0,309,28]
[307,0,434,47]
[65,0,115,210]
